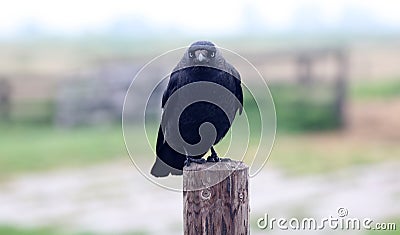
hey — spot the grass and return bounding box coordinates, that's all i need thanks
[1,78,400,178]
[364,217,399,235]
[0,123,127,179]
[1,107,399,180]
[3,120,398,179]
[351,79,400,100]
[268,83,340,132]
[0,226,150,235]
[366,229,399,235]
[0,98,154,178]
[0,226,55,235]
[268,133,400,176]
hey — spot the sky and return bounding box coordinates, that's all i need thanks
[1,0,400,36]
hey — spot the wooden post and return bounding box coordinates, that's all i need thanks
[334,50,348,128]
[296,54,313,85]
[183,160,249,235]
[0,78,11,122]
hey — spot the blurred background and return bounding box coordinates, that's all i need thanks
[0,0,399,234]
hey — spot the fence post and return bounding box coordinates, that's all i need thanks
[334,49,348,128]
[0,78,11,122]
[183,160,249,235]
[296,54,313,85]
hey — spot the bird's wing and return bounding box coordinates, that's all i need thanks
[161,70,181,109]
[225,62,243,115]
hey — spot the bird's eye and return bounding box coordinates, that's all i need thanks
[189,52,194,58]
[210,52,215,57]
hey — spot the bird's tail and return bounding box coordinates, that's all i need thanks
[150,156,182,177]
[150,127,185,177]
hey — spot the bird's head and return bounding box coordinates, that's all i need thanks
[187,41,217,65]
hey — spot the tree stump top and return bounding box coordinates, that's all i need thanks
[183,160,247,172]
[183,160,248,192]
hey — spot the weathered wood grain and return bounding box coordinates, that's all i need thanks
[183,160,249,235]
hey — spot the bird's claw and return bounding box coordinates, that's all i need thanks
[207,153,231,163]
[206,154,220,162]
[220,158,231,162]
[207,156,231,162]
[207,147,222,162]
[185,157,206,167]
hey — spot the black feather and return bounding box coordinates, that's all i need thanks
[150,42,243,177]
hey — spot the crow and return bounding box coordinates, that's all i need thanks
[150,41,243,177]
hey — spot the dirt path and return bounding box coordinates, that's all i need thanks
[0,161,399,235]
[346,99,400,141]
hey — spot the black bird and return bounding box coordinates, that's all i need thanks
[150,41,243,177]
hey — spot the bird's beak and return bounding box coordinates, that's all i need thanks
[195,50,207,62]
[198,53,205,62]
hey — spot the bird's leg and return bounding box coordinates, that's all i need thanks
[185,156,206,167]
[207,147,231,162]
[207,147,220,162]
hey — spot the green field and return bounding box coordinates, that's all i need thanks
[0,226,149,235]
[351,79,400,100]
[1,122,399,179]
[1,79,400,179]
[0,123,126,178]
